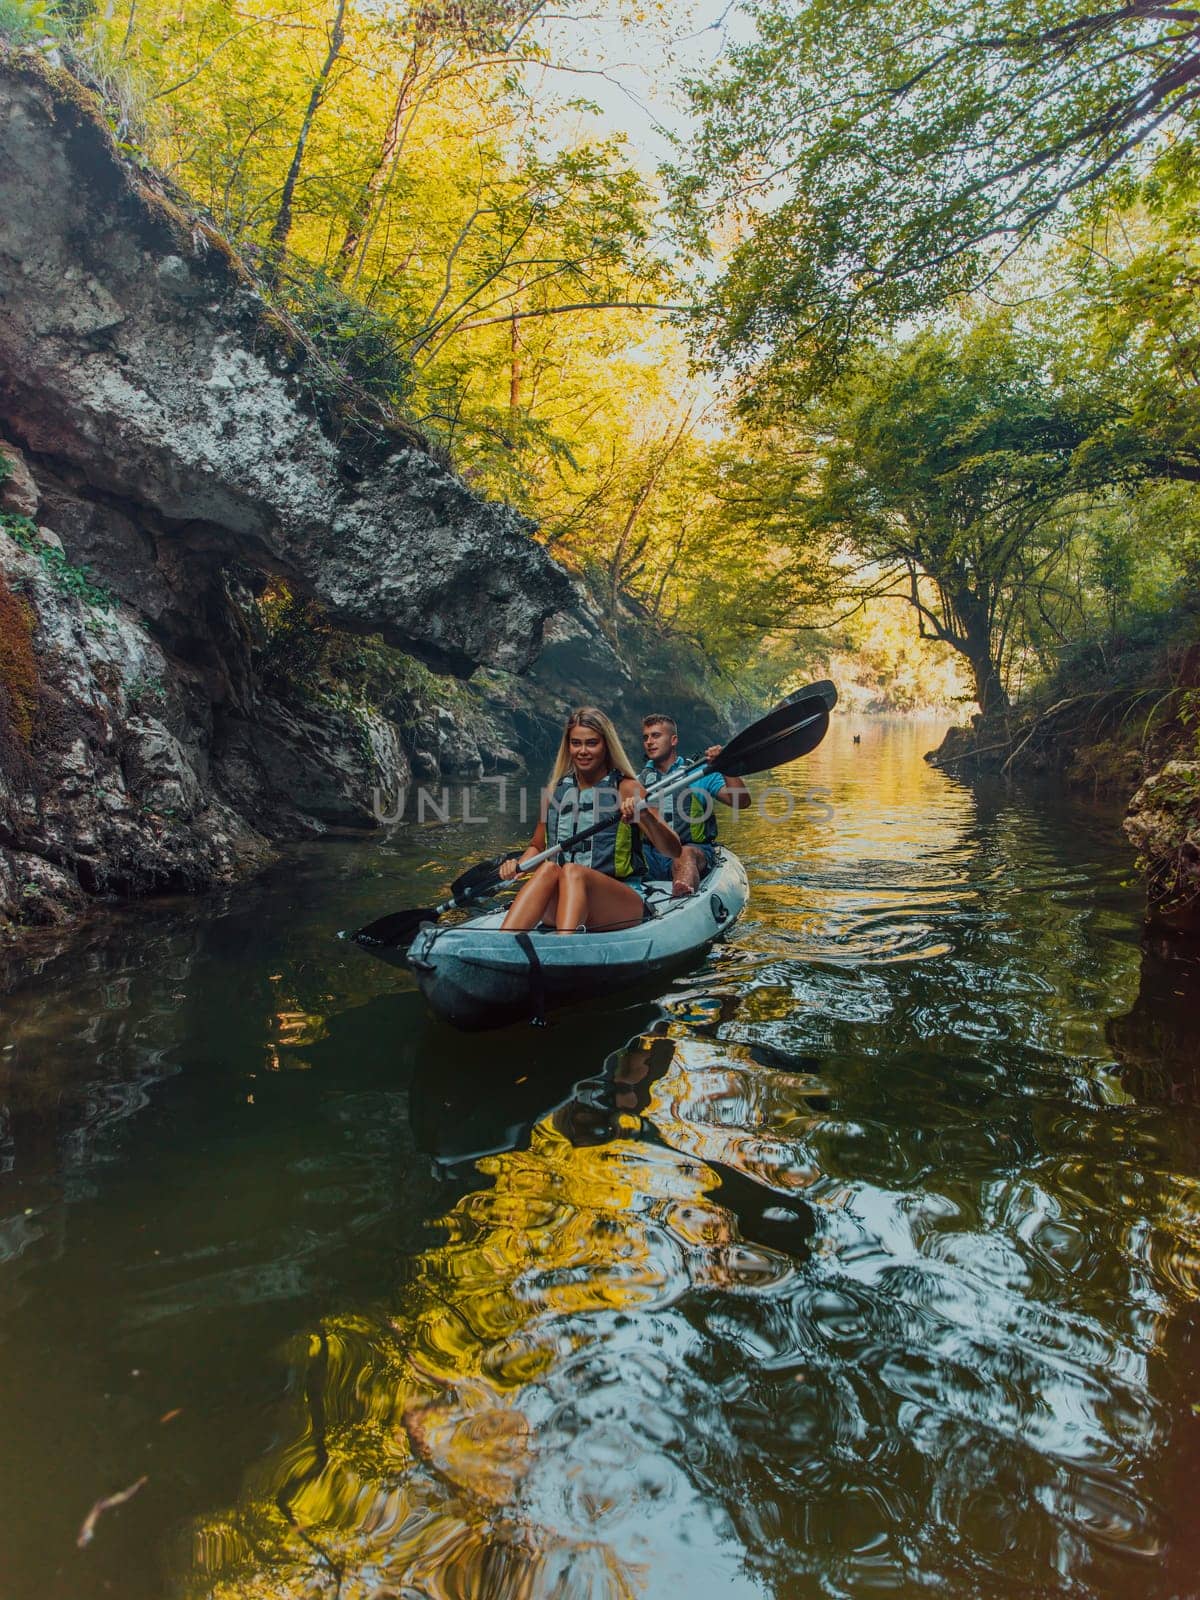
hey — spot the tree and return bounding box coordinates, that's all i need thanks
[803,319,1089,715]
[673,0,1200,397]
[331,1,563,283]
[1062,184,1200,487]
[267,0,348,264]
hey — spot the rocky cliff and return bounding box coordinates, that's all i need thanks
[0,54,572,942]
[475,576,734,777]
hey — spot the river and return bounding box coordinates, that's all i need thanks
[1,717,1198,1599]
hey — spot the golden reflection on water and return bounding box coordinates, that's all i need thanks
[184,1035,794,1599]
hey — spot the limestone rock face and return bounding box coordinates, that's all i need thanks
[0,58,573,943]
[214,697,410,834]
[0,527,274,918]
[0,440,37,517]
[471,580,733,775]
[0,59,569,676]
[1124,760,1200,935]
[531,586,635,709]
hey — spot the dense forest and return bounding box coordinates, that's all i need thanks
[2,1,1199,787]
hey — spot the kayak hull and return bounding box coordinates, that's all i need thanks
[407,849,749,1030]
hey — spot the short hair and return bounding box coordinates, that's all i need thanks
[641,713,677,734]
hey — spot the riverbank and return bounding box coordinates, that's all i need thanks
[926,631,1200,934]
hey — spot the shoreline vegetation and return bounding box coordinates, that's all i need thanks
[1,0,1199,946]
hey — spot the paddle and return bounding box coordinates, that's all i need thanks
[352,687,832,950]
[444,682,836,902]
[450,681,835,902]
[449,852,522,903]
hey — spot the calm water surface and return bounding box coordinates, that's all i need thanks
[2,718,1199,1599]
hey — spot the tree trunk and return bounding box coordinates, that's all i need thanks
[509,312,521,413]
[333,52,422,280]
[608,408,696,630]
[959,600,1009,718]
[267,0,348,265]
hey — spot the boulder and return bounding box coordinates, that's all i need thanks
[1124,760,1200,934]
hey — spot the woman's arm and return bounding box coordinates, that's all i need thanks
[498,818,547,880]
[620,779,681,859]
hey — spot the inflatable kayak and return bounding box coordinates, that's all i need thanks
[405,848,750,1031]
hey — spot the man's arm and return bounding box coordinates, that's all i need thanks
[703,746,751,810]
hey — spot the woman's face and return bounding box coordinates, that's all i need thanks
[568,724,607,777]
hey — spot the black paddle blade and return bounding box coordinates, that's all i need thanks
[352,906,441,948]
[775,679,837,712]
[720,694,832,774]
[450,856,504,904]
[718,695,830,778]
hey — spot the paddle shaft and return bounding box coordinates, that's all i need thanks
[504,756,717,880]
[465,698,827,896]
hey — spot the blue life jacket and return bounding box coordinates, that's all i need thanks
[639,757,720,849]
[548,768,644,880]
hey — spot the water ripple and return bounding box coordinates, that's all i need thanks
[5,721,1199,1600]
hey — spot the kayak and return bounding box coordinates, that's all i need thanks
[405,848,750,1031]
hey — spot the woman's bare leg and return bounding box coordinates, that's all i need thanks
[556,864,644,932]
[500,861,561,931]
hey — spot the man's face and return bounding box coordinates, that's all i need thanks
[642,721,678,766]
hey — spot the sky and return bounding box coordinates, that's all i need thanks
[530,0,757,173]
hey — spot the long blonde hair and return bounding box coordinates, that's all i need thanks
[547,706,639,788]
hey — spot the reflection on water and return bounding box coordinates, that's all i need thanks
[2,719,1200,1599]
[185,1033,807,1600]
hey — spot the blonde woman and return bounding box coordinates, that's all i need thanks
[499,707,681,933]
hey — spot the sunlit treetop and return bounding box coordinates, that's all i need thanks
[670,0,1200,398]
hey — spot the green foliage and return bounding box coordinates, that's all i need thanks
[254,589,476,758]
[1058,187,1200,492]
[0,512,114,611]
[0,0,67,44]
[673,0,1200,400]
[126,669,167,713]
[317,684,377,765]
[274,262,416,408]
[797,315,1092,713]
[255,584,330,690]
[326,633,470,715]
[1178,689,1200,755]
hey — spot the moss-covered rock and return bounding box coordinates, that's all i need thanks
[1124,760,1200,935]
[0,566,37,757]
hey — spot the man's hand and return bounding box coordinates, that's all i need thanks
[619,793,642,823]
[704,744,751,808]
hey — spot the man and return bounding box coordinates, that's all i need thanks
[638,713,751,897]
